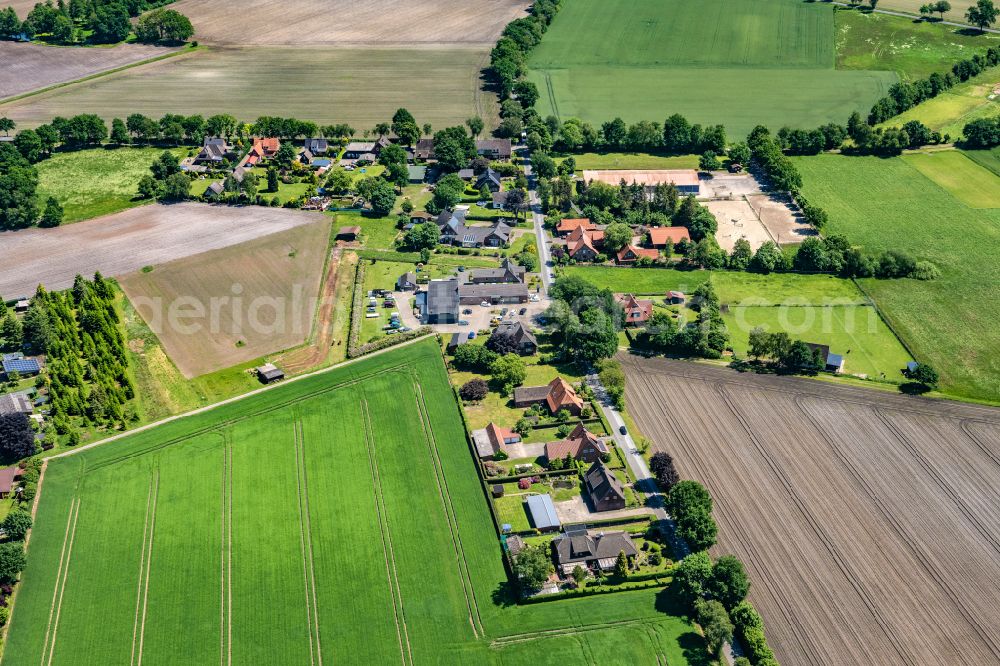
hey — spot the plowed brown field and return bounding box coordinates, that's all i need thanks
[622,355,1000,666]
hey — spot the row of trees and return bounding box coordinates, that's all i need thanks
[639,282,730,359]
[0,1,191,45]
[489,0,562,99]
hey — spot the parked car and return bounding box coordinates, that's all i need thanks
[480,301,490,307]
[458,320,470,326]
[468,331,476,339]
[462,308,473,315]
[457,266,465,272]
[619,425,627,435]
[518,308,527,315]
[500,308,508,316]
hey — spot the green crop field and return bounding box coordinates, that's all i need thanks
[36,146,187,223]
[795,153,1000,402]
[527,0,896,137]
[903,150,1000,208]
[4,340,708,664]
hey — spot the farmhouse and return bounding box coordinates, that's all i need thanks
[513,377,583,415]
[556,218,597,237]
[467,259,525,284]
[255,363,285,384]
[475,139,512,160]
[458,282,528,305]
[526,493,561,532]
[552,528,637,574]
[615,294,653,326]
[489,319,538,356]
[617,245,659,265]
[245,137,280,166]
[1,353,40,378]
[583,169,701,196]
[545,424,608,463]
[0,466,21,499]
[584,461,627,512]
[648,226,691,248]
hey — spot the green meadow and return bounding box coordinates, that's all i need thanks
[3,341,709,664]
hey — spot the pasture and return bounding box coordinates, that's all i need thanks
[885,63,1000,137]
[118,219,331,378]
[0,46,501,131]
[795,153,1000,402]
[0,42,181,101]
[527,0,896,136]
[903,150,1000,208]
[624,356,1000,666]
[4,340,708,665]
[0,203,327,297]
[37,146,188,223]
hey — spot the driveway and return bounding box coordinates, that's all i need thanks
[504,441,545,459]
[553,495,655,524]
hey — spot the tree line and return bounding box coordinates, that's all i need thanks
[0,0,192,45]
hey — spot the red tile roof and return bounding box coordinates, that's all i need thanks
[615,293,653,324]
[556,218,595,235]
[546,377,583,414]
[486,422,520,450]
[648,226,691,247]
[617,244,660,263]
[544,424,608,461]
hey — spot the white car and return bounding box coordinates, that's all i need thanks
[480,301,490,307]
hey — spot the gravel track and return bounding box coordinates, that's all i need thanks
[621,356,1000,666]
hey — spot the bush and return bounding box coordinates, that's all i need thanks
[459,378,489,402]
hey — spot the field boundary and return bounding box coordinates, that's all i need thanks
[360,399,413,666]
[291,415,323,666]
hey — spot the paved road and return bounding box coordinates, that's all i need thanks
[521,152,555,295]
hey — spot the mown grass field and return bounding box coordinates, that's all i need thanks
[36,146,187,223]
[527,0,895,136]
[903,150,1000,208]
[795,153,1000,402]
[5,341,709,664]
[885,63,1000,137]
[836,9,999,80]
[0,46,500,131]
[560,152,700,172]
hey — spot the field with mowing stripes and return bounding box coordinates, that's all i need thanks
[4,340,708,665]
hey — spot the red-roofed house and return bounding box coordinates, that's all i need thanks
[566,226,605,262]
[556,218,596,237]
[615,293,654,326]
[647,226,691,248]
[487,422,521,450]
[513,377,584,416]
[245,137,281,166]
[0,466,21,498]
[617,245,660,264]
[544,424,608,463]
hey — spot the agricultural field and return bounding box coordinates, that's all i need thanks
[886,63,1000,137]
[836,9,999,80]
[37,146,188,223]
[876,0,978,19]
[795,153,1000,402]
[559,152,699,172]
[170,0,529,46]
[527,0,896,136]
[118,219,331,378]
[0,46,502,132]
[624,356,1000,666]
[902,150,1000,208]
[0,202,327,297]
[4,340,709,665]
[0,42,181,100]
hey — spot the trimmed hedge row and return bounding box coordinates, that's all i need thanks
[521,577,666,604]
[731,601,781,666]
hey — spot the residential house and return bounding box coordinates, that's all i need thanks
[615,294,653,326]
[467,259,525,285]
[492,190,528,212]
[298,147,314,166]
[194,137,231,165]
[475,139,512,160]
[513,377,584,415]
[567,227,603,262]
[552,528,637,574]
[436,209,512,248]
[457,282,528,305]
[555,218,596,237]
[204,181,225,199]
[582,169,701,196]
[342,141,376,161]
[526,494,561,532]
[1,353,40,378]
[584,461,627,512]
[396,272,418,292]
[475,168,503,193]
[472,422,522,459]
[420,279,459,324]
[304,138,329,155]
[617,245,659,265]
[245,137,280,166]
[0,392,32,416]
[544,424,608,464]
[647,226,691,249]
[489,319,538,356]
[0,466,21,499]
[414,138,435,161]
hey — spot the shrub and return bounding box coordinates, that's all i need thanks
[518,478,531,490]
[459,378,489,402]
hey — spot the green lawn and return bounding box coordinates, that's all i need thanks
[884,63,1000,137]
[528,0,896,136]
[723,305,913,380]
[331,210,400,250]
[6,340,710,664]
[36,146,188,223]
[795,153,1000,402]
[903,150,1000,208]
[835,8,1000,80]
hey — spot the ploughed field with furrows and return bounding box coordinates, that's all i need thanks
[622,355,1000,666]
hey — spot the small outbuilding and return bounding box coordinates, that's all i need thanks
[336,226,361,242]
[667,291,685,305]
[492,484,505,498]
[0,466,21,499]
[526,493,561,532]
[256,363,285,384]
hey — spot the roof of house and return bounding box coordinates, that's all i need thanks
[648,226,691,246]
[486,422,520,450]
[2,357,39,375]
[513,385,552,404]
[556,218,595,235]
[338,225,361,236]
[305,138,329,153]
[546,377,583,414]
[0,393,32,416]
[458,168,475,180]
[582,169,700,188]
[206,181,225,196]
[414,138,435,159]
[469,259,526,284]
[491,319,538,349]
[472,427,500,458]
[545,424,609,461]
[397,272,417,288]
[476,138,512,157]
[568,230,599,258]
[476,168,502,188]
[492,190,527,208]
[618,245,660,262]
[526,494,560,530]
[553,530,637,565]
[615,293,654,321]
[253,137,280,154]
[198,143,227,160]
[585,461,626,502]
[457,282,527,301]
[344,141,376,153]
[0,466,18,495]
[204,136,227,147]
[426,279,459,317]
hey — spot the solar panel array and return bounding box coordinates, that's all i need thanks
[2,358,40,375]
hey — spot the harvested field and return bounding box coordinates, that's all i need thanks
[0,203,326,297]
[623,355,1000,666]
[0,42,179,100]
[118,219,330,378]
[170,0,529,46]
[0,46,501,131]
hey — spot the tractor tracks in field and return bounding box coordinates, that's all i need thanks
[361,399,413,666]
[39,497,80,666]
[133,468,160,666]
[221,431,233,666]
[291,414,323,666]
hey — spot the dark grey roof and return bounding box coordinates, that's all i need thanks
[458,282,527,300]
[585,461,626,502]
[415,138,435,159]
[206,182,225,196]
[491,320,537,348]
[458,168,475,179]
[426,279,459,318]
[2,357,39,375]
[553,530,637,565]
[0,393,32,416]
[476,139,512,157]
[396,272,417,289]
[476,168,502,189]
[305,138,329,153]
[470,259,526,284]
[526,494,560,530]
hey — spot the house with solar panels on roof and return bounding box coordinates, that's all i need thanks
[1,353,41,380]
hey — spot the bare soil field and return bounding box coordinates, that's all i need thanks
[0,42,180,100]
[747,193,817,245]
[118,219,329,377]
[622,355,1000,666]
[0,202,327,297]
[171,0,529,46]
[705,199,771,252]
[0,46,500,131]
